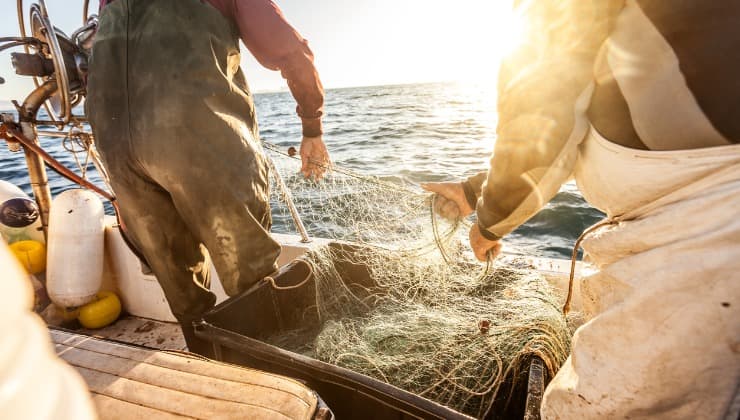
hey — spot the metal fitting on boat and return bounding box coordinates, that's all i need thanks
[0,114,22,152]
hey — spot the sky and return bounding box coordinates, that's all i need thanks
[0,0,524,104]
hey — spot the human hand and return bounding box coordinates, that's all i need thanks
[299,135,331,180]
[421,182,475,221]
[469,224,502,262]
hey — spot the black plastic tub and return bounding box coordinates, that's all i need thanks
[194,243,546,419]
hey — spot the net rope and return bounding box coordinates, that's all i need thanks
[263,142,572,418]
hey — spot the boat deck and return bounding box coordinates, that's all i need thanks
[51,329,322,420]
[76,315,186,351]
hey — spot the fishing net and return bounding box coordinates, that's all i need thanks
[262,143,572,418]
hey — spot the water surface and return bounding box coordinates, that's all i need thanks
[0,82,604,259]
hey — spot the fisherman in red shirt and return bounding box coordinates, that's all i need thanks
[87,0,331,356]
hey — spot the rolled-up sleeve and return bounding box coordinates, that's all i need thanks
[231,0,324,137]
[476,0,623,239]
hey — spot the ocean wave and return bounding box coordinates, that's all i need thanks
[1,83,602,258]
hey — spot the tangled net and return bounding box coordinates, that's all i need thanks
[263,144,572,418]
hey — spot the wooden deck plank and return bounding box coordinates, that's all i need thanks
[51,329,316,400]
[76,366,295,420]
[90,394,193,420]
[52,330,317,420]
[58,344,313,419]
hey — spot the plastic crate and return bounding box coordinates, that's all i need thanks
[194,243,545,419]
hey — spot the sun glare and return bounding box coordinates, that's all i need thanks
[444,1,527,85]
[490,4,527,60]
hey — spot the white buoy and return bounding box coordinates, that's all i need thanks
[0,180,44,244]
[46,189,105,308]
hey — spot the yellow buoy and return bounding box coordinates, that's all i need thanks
[60,306,81,322]
[9,240,46,274]
[78,291,122,329]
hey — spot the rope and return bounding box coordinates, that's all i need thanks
[263,259,314,291]
[562,219,617,315]
[477,250,494,283]
[430,194,454,265]
[89,143,115,194]
[61,127,94,179]
[429,194,494,282]
[264,153,312,243]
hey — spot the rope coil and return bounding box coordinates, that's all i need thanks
[263,259,314,291]
[562,219,617,315]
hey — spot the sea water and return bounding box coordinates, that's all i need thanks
[0,82,603,258]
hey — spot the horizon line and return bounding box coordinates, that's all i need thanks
[247,79,465,94]
[0,79,488,105]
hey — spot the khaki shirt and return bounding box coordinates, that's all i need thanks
[469,0,738,239]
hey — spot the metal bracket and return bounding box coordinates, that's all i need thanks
[11,52,54,77]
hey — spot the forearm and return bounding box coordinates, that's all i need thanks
[281,49,324,137]
[233,0,324,136]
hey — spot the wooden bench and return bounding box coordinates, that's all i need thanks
[51,329,320,419]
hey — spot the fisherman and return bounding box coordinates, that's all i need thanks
[424,1,740,418]
[86,0,331,356]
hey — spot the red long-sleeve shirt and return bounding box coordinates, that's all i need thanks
[100,0,324,137]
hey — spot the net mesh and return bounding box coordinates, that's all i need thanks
[263,144,572,418]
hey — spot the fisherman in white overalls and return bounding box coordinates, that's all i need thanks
[425,1,740,418]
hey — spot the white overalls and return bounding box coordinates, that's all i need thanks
[542,128,740,419]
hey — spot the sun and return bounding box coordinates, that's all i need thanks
[490,3,527,60]
[446,1,527,85]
